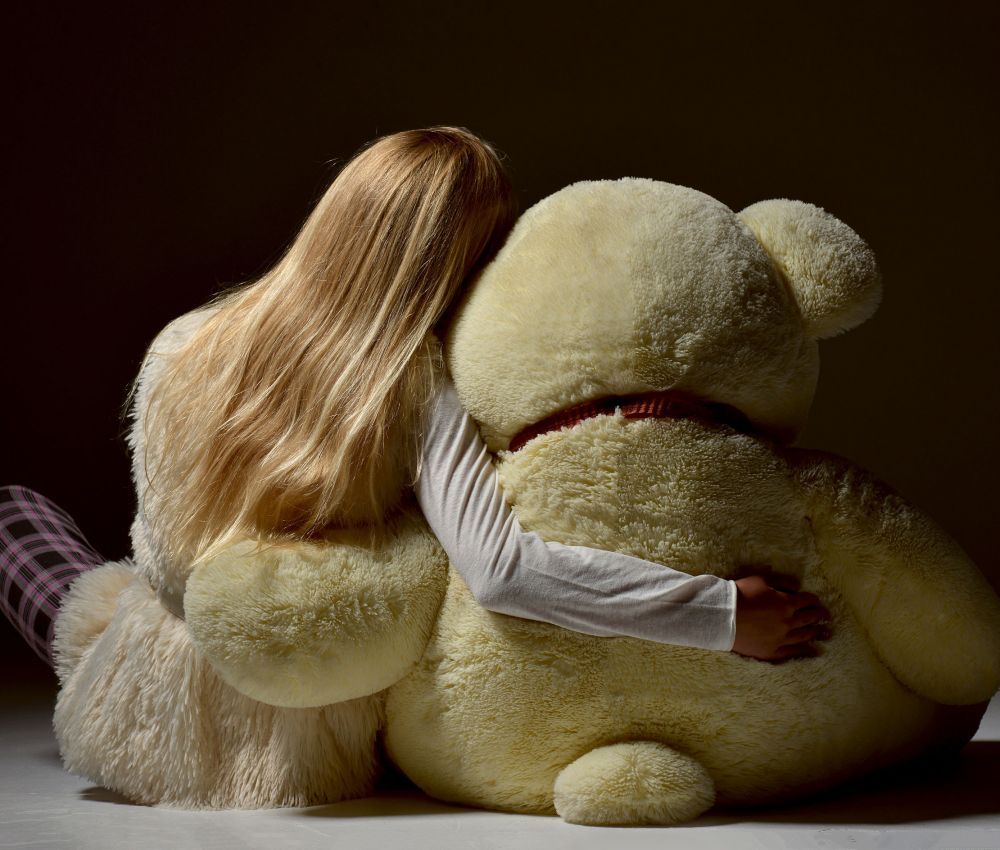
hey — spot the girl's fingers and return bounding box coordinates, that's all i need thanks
[767,579,832,620]
[791,591,831,620]
[785,623,823,643]
[792,590,825,610]
[789,605,830,628]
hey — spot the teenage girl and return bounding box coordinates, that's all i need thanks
[2,126,830,685]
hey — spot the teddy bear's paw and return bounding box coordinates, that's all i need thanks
[552,741,715,826]
[184,508,449,708]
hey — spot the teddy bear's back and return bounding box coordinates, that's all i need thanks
[384,415,949,812]
[496,414,816,581]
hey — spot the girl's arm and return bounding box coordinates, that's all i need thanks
[414,374,738,651]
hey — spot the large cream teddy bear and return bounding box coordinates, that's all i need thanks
[53,178,1000,825]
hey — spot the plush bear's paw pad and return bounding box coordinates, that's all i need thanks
[553,741,715,826]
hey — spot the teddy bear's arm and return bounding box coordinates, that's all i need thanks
[791,448,1000,705]
[183,508,449,708]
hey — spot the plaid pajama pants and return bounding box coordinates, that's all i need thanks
[0,484,106,668]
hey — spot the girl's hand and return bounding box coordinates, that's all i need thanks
[731,573,832,662]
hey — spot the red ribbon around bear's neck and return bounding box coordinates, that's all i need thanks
[506,389,761,453]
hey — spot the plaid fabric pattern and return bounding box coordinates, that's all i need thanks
[1,484,106,668]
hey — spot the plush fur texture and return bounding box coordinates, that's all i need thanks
[738,199,882,339]
[52,309,397,808]
[52,177,1000,823]
[553,741,717,825]
[53,560,384,808]
[445,180,827,447]
[381,179,1000,823]
[382,417,997,820]
[184,511,448,708]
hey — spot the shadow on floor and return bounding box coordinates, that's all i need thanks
[704,740,1000,826]
[46,722,997,825]
[297,792,477,819]
[81,786,148,806]
[300,741,1000,825]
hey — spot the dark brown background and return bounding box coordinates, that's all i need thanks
[5,3,998,682]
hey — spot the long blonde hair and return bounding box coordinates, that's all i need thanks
[133,127,518,568]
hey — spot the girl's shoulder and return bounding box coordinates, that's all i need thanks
[149,303,221,357]
[134,304,223,396]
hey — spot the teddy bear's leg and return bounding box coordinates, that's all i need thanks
[552,741,715,826]
[795,450,1000,706]
[51,560,134,683]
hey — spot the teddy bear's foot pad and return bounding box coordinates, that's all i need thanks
[552,741,715,826]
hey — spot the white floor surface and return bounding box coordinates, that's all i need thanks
[2,685,998,850]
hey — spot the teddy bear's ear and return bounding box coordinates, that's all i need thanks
[738,199,882,339]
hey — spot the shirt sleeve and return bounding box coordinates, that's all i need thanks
[412,374,738,652]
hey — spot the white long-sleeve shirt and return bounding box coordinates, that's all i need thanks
[413,374,738,652]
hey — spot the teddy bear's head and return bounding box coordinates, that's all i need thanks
[443,178,881,447]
